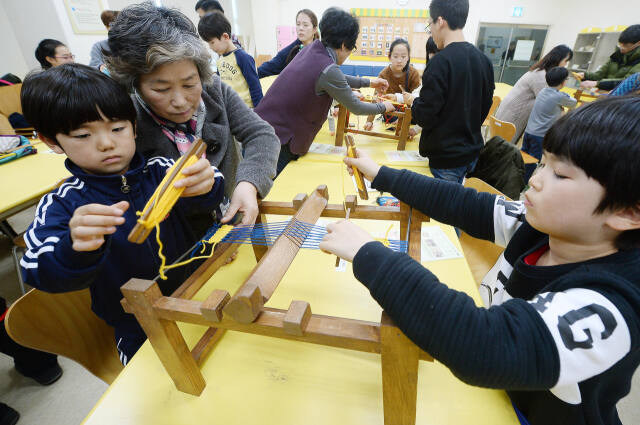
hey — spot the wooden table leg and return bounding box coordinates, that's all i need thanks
[335,105,348,147]
[121,279,206,395]
[380,312,419,425]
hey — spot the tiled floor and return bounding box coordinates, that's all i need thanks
[0,208,638,424]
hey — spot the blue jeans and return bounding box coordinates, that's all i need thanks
[430,158,478,184]
[521,132,544,182]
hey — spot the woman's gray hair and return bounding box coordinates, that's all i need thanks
[104,2,212,91]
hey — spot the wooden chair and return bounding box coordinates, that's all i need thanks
[482,96,502,127]
[255,54,273,69]
[459,178,508,287]
[5,288,124,384]
[488,115,516,142]
[0,84,35,136]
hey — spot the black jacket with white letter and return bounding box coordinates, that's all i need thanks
[352,166,640,425]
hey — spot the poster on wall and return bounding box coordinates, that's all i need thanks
[276,25,296,51]
[64,0,107,35]
[513,40,535,61]
[350,8,430,63]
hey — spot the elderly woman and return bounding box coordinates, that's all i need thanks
[105,3,279,231]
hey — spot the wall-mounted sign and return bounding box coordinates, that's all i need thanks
[512,7,524,18]
[64,0,107,34]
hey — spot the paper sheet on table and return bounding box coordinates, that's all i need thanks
[352,175,375,193]
[308,143,347,155]
[420,226,462,262]
[384,151,427,162]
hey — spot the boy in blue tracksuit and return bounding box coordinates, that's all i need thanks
[19,64,225,364]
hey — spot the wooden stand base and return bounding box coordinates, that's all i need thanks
[121,186,433,425]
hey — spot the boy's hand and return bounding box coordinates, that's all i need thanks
[369,78,389,93]
[382,100,395,113]
[175,158,216,197]
[343,148,381,182]
[408,127,418,140]
[70,201,129,251]
[319,220,374,262]
[363,121,373,131]
[402,92,415,106]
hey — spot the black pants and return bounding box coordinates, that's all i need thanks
[0,297,58,374]
[275,144,300,178]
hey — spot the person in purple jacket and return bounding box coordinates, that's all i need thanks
[255,7,393,176]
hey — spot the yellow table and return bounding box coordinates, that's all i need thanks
[494,82,513,101]
[82,157,518,425]
[0,143,69,221]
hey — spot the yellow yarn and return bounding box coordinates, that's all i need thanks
[374,224,394,248]
[155,224,234,280]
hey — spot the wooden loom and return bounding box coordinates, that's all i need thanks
[335,97,413,151]
[120,185,432,425]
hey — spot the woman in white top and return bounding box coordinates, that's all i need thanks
[494,45,573,143]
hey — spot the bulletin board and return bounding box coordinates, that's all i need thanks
[276,26,297,51]
[350,8,430,64]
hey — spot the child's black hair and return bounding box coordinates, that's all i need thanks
[319,8,359,51]
[543,96,640,249]
[530,44,573,72]
[21,64,137,143]
[429,0,469,31]
[198,10,231,42]
[389,38,411,72]
[34,39,65,69]
[195,0,223,13]
[619,24,640,44]
[425,36,439,64]
[545,67,569,86]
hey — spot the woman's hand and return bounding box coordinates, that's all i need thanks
[221,181,259,225]
[363,121,373,131]
[382,101,395,113]
[408,127,418,140]
[69,201,129,251]
[319,220,374,262]
[352,90,364,100]
[343,148,381,182]
[175,158,216,197]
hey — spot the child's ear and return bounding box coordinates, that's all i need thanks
[223,33,231,41]
[606,205,640,232]
[41,136,65,155]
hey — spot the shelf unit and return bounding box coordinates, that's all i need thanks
[568,25,626,87]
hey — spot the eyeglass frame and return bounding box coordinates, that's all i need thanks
[53,54,75,60]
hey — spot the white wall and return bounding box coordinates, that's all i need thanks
[0,0,29,78]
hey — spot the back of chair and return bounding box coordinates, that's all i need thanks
[482,96,502,127]
[459,178,509,288]
[0,83,23,117]
[5,288,123,384]
[488,115,516,142]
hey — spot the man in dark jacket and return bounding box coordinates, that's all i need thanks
[579,24,640,91]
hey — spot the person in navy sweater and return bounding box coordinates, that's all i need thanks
[19,64,225,364]
[320,96,640,425]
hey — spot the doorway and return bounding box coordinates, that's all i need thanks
[476,23,549,85]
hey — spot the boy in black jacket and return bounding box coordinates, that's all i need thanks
[320,96,640,425]
[405,0,494,183]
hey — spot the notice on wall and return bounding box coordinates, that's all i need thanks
[276,26,296,51]
[513,40,535,61]
[64,0,106,34]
